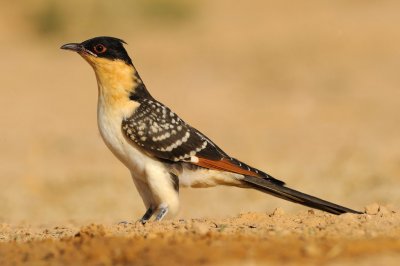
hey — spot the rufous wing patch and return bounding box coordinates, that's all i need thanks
[194,157,261,177]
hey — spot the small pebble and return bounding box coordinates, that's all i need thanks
[365,203,380,215]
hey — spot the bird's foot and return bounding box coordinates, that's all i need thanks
[155,206,169,221]
[139,207,155,224]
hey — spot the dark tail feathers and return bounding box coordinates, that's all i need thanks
[243,175,362,215]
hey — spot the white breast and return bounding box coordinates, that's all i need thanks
[97,94,148,177]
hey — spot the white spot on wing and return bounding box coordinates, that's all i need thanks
[190,156,199,163]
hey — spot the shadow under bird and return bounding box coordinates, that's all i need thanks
[61,36,362,223]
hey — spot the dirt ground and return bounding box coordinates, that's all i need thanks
[1,1,400,265]
[0,205,399,265]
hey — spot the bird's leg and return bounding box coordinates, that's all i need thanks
[140,207,155,224]
[155,205,169,221]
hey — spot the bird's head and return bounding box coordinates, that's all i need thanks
[61,36,132,66]
[61,36,137,92]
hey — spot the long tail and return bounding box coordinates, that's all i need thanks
[243,175,362,215]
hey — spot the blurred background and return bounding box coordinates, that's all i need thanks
[0,0,399,225]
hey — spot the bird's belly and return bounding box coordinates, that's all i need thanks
[179,167,244,188]
[97,107,147,176]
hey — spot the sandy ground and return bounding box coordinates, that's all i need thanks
[1,1,400,265]
[0,205,399,265]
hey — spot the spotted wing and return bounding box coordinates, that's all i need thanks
[122,98,226,162]
[122,98,283,183]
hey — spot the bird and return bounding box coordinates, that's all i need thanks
[61,36,361,223]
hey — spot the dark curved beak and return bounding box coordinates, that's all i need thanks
[60,43,83,52]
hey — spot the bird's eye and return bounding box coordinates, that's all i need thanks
[94,44,107,54]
